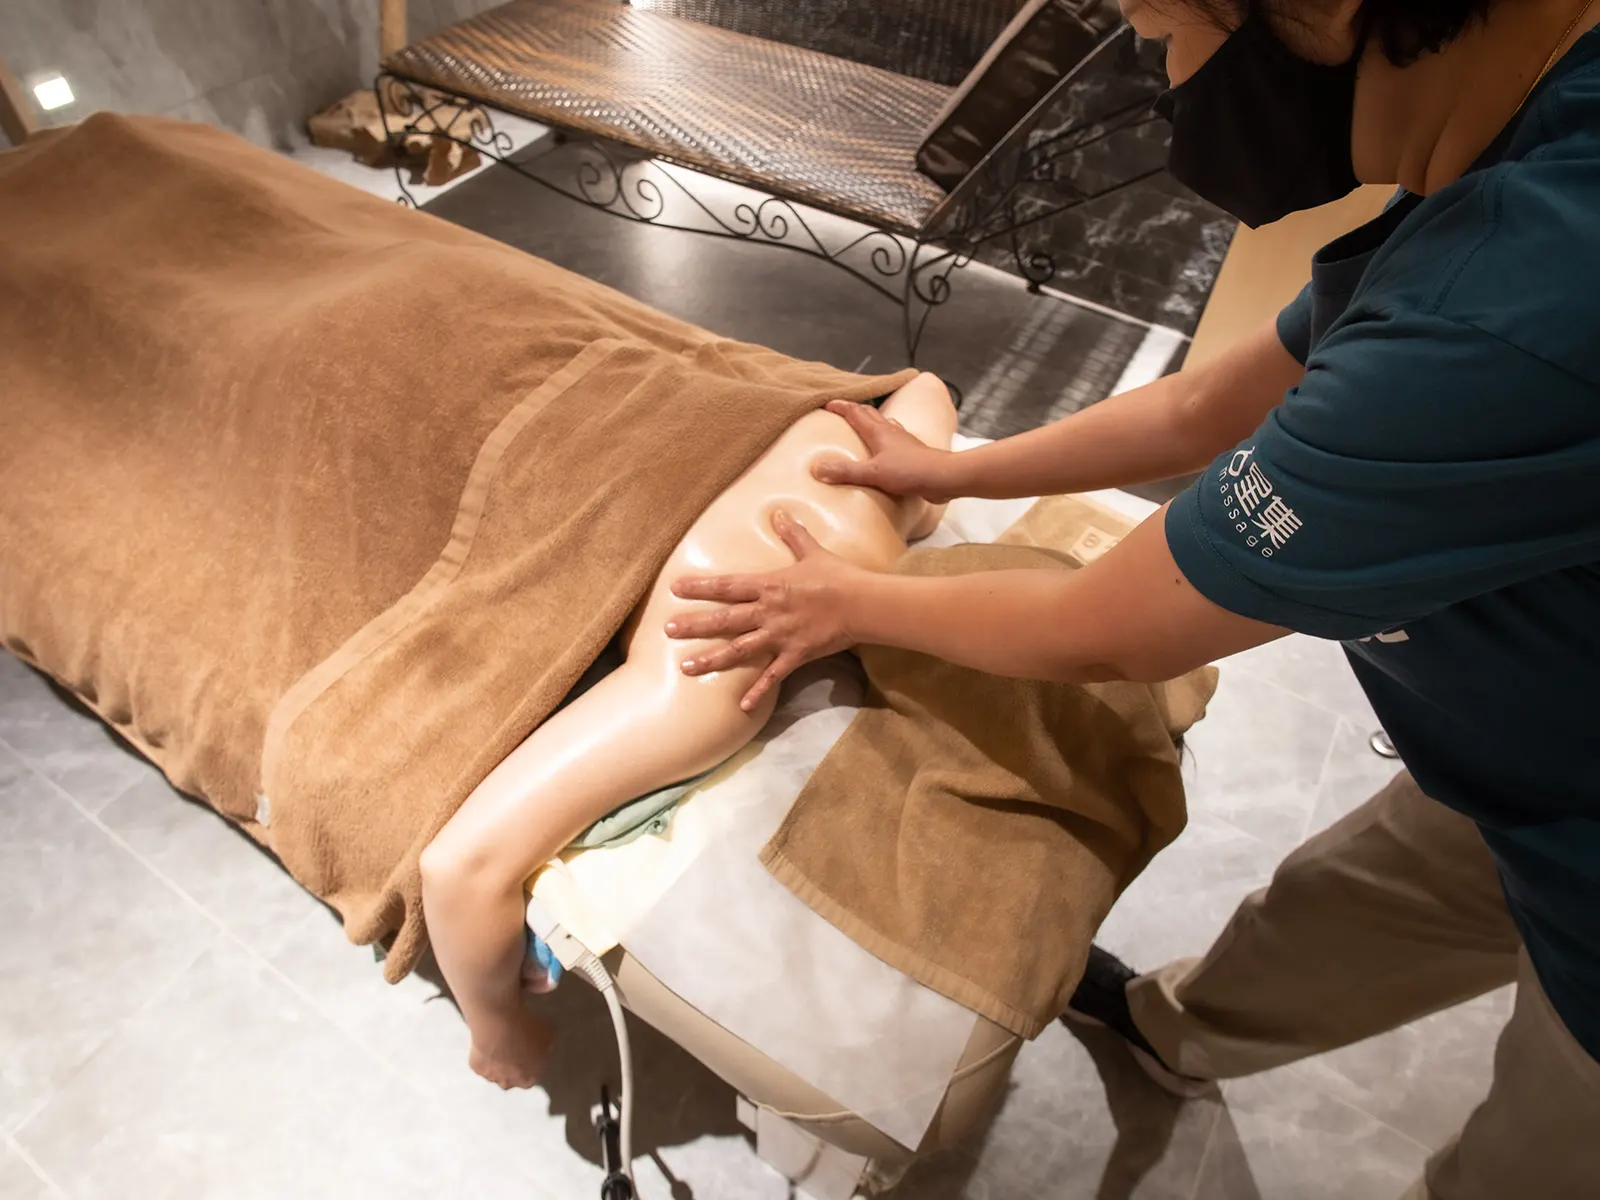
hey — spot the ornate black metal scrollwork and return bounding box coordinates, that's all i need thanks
[924,92,1167,297]
[900,243,968,365]
[572,143,668,222]
[373,70,946,360]
[374,73,514,208]
[371,33,1164,380]
[547,135,919,308]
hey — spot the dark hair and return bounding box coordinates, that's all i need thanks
[1187,0,1495,65]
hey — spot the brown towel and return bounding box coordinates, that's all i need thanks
[761,525,1217,1038]
[0,114,914,980]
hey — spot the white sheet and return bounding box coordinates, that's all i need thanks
[527,450,1159,1148]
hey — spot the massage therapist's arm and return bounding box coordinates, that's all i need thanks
[669,505,1285,709]
[822,322,1304,501]
[846,508,1283,683]
[669,319,1302,707]
[950,323,1302,496]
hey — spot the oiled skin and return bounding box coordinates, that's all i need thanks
[418,372,957,1085]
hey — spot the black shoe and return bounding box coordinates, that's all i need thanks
[1062,945,1213,1097]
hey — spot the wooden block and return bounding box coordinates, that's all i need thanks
[307,90,386,154]
[307,88,485,186]
[421,136,480,186]
[0,52,36,145]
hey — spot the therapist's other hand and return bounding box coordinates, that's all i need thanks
[667,510,863,712]
[812,400,957,501]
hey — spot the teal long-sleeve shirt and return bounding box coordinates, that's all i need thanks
[1166,32,1600,1061]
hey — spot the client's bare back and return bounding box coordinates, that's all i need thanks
[431,373,957,888]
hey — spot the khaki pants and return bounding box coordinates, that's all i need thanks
[1128,771,1600,1200]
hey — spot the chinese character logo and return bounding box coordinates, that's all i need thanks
[1222,448,1253,479]
[1233,461,1273,515]
[1218,446,1303,555]
[1251,496,1303,550]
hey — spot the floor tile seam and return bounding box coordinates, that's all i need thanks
[0,738,411,1094]
[1,1126,66,1198]
[1238,1065,1438,1156]
[0,729,145,816]
[1296,727,1347,845]
[7,933,217,1142]
[1223,656,1369,726]
[1295,1049,1482,1158]
[1183,1100,1224,1200]
[1197,801,1306,859]
[1310,1075,1438,1156]
[0,732,245,934]
[0,745,223,1140]
[0,739,563,1196]
[91,765,154,817]
[1187,1070,1436,1197]
[0,735,560,1198]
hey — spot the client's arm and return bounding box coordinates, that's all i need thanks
[421,625,776,1088]
[422,370,952,1087]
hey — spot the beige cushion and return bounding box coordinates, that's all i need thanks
[1185,185,1394,371]
[915,0,1122,191]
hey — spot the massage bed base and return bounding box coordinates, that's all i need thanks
[599,946,1022,1195]
[526,481,1165,1191]
[0,111,1192,1198]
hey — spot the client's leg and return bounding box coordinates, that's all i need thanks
[419,640,776,1088]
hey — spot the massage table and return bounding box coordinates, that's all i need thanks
[0,115,1176,1200]
[527,461,1158,1197]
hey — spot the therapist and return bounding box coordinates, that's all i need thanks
[666,1,1600,1194]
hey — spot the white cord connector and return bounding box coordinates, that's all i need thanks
[574,954,634,1189]
[526,901,635,1193]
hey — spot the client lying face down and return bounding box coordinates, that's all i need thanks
[418,371,958,1088]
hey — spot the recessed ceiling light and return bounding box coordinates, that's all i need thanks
[32,74,74,112]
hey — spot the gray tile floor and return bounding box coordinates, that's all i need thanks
[0,638,1505,1200]
[1,143,1508,1200]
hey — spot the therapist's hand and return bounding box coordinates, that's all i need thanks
[667,510,866,711]
[812,400,958,501]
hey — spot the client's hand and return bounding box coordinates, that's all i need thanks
[469,1007,555,1090]
[667,510,866,712]
[813,400,957,501]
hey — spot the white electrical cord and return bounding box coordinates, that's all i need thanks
[527,901,635,1193]
[572,953,634,1182]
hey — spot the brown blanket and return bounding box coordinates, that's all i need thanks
[762,499,1217,1038]
[0,114,914,980]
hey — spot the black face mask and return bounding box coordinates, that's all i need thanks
[1155,14,1362,228]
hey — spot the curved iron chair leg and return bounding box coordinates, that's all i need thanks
[375,70,987,402]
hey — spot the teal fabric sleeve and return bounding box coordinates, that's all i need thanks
[1275,282,1314,365]
[1167,311,1600,639]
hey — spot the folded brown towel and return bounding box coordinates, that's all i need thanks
[0,113,914,980]
[761,529,1217,1038]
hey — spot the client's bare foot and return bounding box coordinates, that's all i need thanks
[469,1008,555,1090]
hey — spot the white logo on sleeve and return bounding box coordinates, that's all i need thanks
[1217,446,1303,557]
[1233,461,1274,514]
